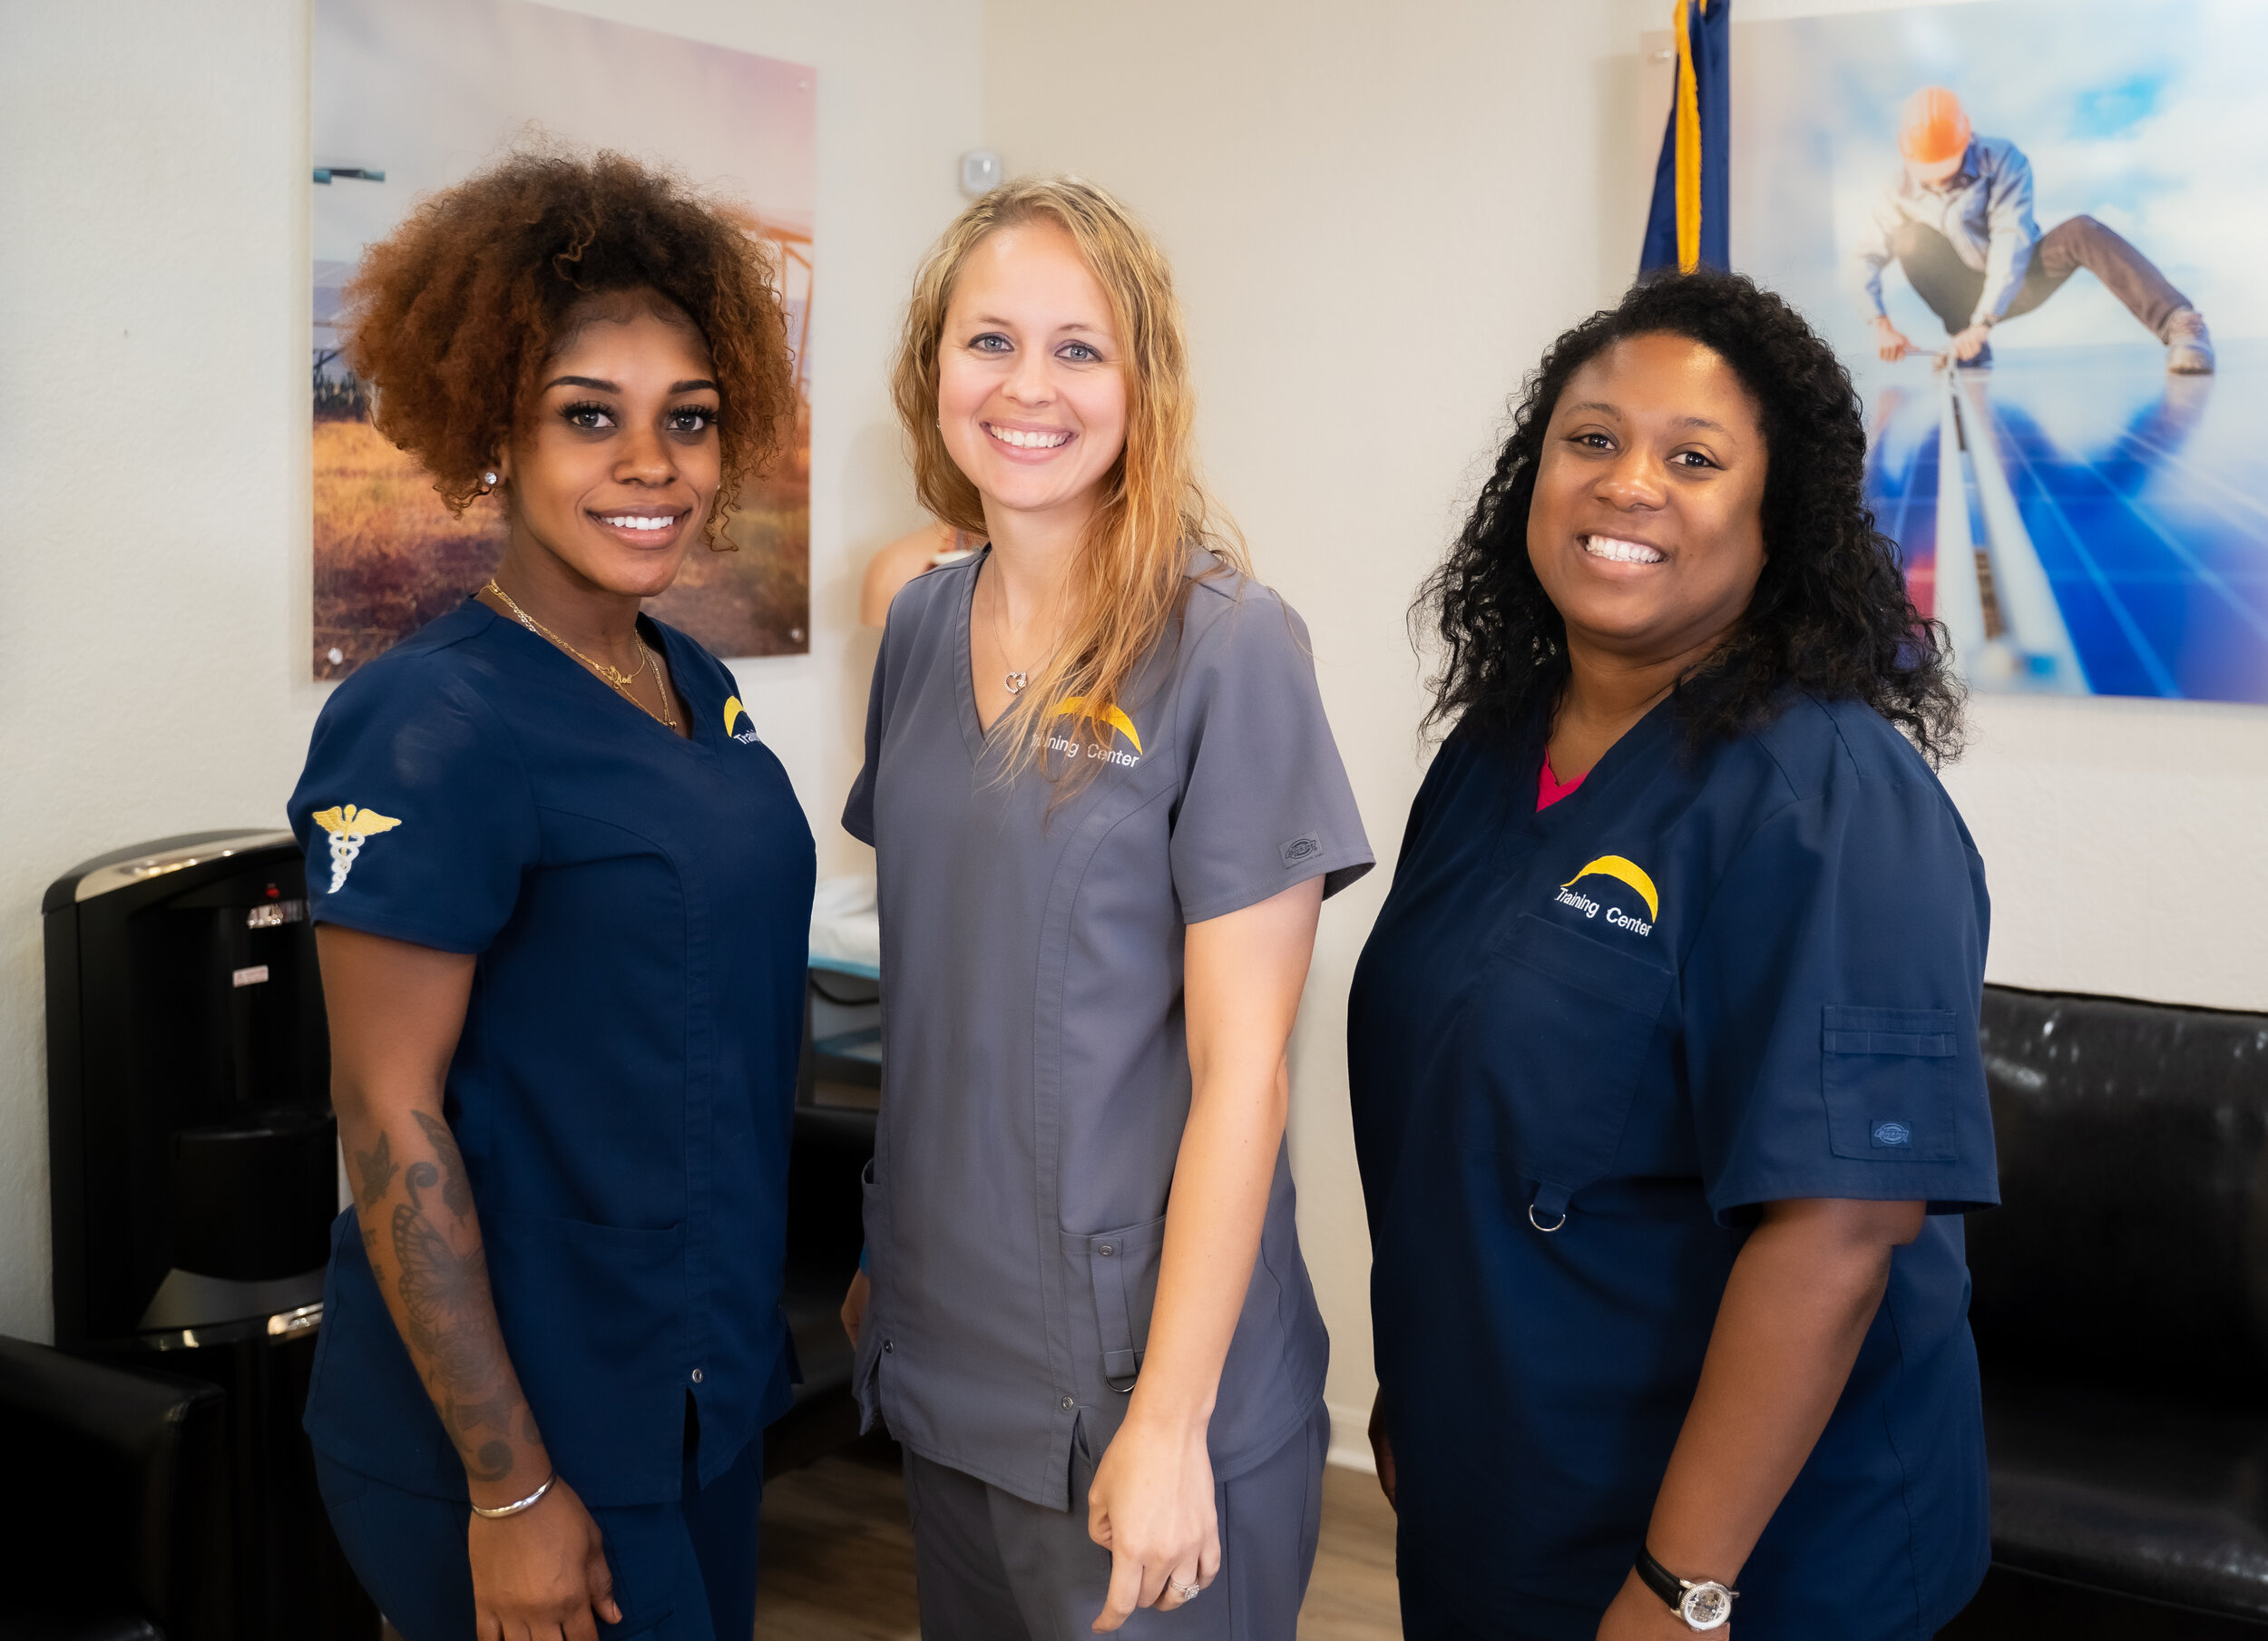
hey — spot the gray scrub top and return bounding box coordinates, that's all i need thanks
[844,549,1373,1510]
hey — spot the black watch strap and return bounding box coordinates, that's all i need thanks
[1634,1546,1687,1610]
[1635,1546,1738,1630]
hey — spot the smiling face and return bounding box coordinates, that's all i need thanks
[935,220,1129,531]
[1527,331,1769,668]
[498,289,722,598]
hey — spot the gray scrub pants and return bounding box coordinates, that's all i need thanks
[903,1400,1329,1640]
[1891,216,2192,340]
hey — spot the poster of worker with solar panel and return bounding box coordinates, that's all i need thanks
[1735,0,2268,704]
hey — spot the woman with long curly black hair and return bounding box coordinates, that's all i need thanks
[1346,270,1998,1641]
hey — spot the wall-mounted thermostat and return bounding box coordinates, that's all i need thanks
[960,149,1002,197]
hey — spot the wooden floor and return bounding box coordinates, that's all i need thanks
[1292,1466,1403,1641]
[755,1441,1402,1639]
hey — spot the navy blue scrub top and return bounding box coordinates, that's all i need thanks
[1347,695,1999,1641]
[288,600,816,1508]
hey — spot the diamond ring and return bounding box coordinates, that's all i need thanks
[1174,1581,1202,1601]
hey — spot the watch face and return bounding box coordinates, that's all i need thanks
[1679,1584,1734,1630]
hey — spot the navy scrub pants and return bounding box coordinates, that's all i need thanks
[314,1413,760,1641]
[903,1398,1328,1641]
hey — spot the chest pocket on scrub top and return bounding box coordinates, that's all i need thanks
[1461,913,1673,1231]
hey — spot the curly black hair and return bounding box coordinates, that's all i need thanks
[1416,269,1964,765]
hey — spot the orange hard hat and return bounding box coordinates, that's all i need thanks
[1899,86,1971,165]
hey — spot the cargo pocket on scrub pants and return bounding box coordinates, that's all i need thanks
[1461,913,1673,1231]
[1079,1216,1167,1392]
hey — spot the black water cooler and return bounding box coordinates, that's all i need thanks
[45,831,377,1640]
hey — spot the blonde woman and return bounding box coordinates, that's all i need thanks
[840,177,1371,1638]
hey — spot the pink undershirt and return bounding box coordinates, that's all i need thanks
[1537,752,1587,811]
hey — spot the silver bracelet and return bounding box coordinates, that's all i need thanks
[469,1471,556,1519]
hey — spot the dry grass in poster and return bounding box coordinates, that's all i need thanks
[312,405,809,680]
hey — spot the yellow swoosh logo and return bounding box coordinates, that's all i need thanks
[724,695,746,737]
[1053,696,1141,755]
[1562,855,1658,921]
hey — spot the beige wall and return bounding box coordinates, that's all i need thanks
[1941,695,2268,1011]
[0,0,977,1343]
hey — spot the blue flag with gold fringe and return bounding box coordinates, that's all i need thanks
[1640,0,1730,276]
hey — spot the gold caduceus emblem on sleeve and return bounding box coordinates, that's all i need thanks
[310,804,402,894]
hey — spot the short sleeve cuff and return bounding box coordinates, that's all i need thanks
[1181,845,1374,924]
[1706,1164,2001,1226]
[307,900,497,957]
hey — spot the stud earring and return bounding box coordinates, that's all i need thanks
[480,470,500,494]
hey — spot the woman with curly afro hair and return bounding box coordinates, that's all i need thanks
[287,150,812,1641]
[1345,271,1999,1641]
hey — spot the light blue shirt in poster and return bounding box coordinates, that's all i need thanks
[1853,137,2041,326]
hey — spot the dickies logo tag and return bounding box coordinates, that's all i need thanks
[1872,1121,1914,1148]
[1280,834,1322,869]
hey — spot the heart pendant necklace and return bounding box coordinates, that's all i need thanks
[988,566,1043,698]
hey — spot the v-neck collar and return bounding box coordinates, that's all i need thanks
[1514,694,1679,841]
[471,599,710,756]
[953,547,997,764]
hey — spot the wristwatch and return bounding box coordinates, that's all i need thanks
[1635,1546,1737,1631]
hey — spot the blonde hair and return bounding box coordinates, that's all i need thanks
[891,175,1246,787]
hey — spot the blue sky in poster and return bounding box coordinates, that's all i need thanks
[312,0,813,259]
[1735,0,2268,360]
[312,0,814,384]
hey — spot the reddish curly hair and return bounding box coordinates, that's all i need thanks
[342,147,797,544]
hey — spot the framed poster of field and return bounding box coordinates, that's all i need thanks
[311,0,812,679]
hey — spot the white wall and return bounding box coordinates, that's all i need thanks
[0,0,317,1343]
[0,0,977,1343]
[1945,694,2268,1011]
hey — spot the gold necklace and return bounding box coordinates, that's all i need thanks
[485,579,680,731]
[634,642,681,732]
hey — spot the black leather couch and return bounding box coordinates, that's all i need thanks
[0,1335,229,1641]
[1941,984,2268,1637]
